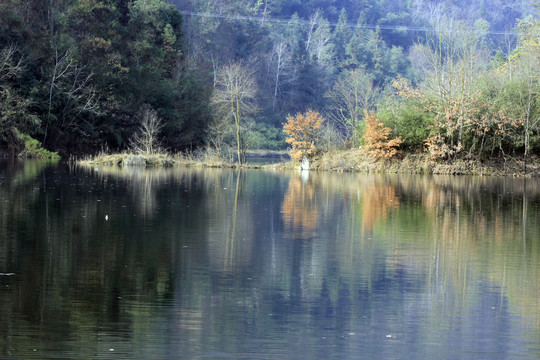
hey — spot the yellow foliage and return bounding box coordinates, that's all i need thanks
[392,75,422,100]
[281,177,318,239]
[283,110,324,161]
[86,37,112,51]
[363,111,402,159]
[361,179,400,232]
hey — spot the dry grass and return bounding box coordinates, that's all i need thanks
[76,148,539,177]
[268,149,540,177]
[77,150,268,169]
[78,152,182,167]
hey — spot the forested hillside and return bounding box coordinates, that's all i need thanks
[175,0,535,112]
[0,0,211,155]
[177,0,539,159]
[0,0,538,159]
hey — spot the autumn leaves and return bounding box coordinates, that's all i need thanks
[283,109,402,161]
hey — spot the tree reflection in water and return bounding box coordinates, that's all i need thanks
[281,172,319,240]
[0,162,540,359]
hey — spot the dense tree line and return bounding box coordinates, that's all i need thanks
[175,0,538,159]
[380,16,539,159]
[0,0,538,159]
[0,0,211,155]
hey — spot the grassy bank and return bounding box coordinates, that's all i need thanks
[77,149,538,177]
[79,153,187,167]
[268,149,539,177]
[77,151,284,169]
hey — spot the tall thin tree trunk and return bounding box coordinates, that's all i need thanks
[44,48,59,146]
[234,96,242,166]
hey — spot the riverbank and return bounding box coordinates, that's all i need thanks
[268,149,539,177]
[76,149,538,177]
[76,150,288,169]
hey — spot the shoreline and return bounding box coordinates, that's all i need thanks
[267,150,539,177]
[57,150,540,177]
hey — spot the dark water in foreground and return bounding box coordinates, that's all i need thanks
[1,160,540,359]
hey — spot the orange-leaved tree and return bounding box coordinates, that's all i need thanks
[363,111,402,159]
[283,110,324,161]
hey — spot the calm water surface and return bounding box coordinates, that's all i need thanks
[1,159,540,359]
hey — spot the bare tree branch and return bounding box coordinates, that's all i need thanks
[211,62,258,165]
[130,105,164,156]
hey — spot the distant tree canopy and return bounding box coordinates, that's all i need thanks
[0,0,538,158]
[172,0,538,158]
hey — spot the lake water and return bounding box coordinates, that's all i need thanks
[1,159,540,359]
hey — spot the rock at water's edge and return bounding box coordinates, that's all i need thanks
[124,155,147,166]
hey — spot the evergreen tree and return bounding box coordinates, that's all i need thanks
[333,8,353,68]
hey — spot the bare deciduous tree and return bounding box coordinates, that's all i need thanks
[416,20,487,154]
[130,105,164,155]
[0,45,24,83]
[326,69,379,146]
[43,46,99,145]
[504,19,540,157]
[268,40,295,111]
[305,10,321,54]
[305,10,335,71]
[211,62,258,166]
[44,46,74,144]
[0,45,38,144]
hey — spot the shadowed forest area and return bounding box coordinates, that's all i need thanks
[0,0,538,164]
